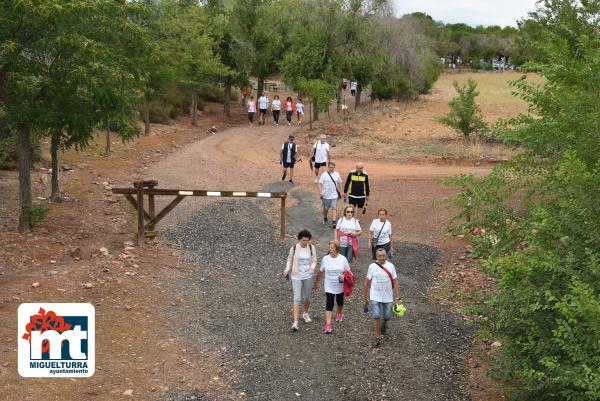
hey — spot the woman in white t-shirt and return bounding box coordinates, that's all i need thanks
[271,95,281,126]
[369,208,394,260]
[284,229,317,331]
[335,205,362,264]
[313,240,350,334]
[247,96,256,126]
[295,99,304,126]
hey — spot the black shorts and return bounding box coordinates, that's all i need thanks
[282,161,295,168]
[248,112,254,122]
[325,292,344,311]
[314,162,327,168]
[348,196,366,208]
[259,108,267,115]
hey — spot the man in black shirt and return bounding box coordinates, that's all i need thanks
[343,163,369,212]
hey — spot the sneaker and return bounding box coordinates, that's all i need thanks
[324,324,332,334]
[381,321,387,335]
[372,339,381,348]
[298,121,301,126]
[332,223,337,229]
[288,122,291,126]
[282,172,287,181]
[302,312,312,323]
[276,123,279,126]
[335,312,344,322]
[323,217,328,225]
[291,321,299,331]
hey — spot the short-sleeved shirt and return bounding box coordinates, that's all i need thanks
[295,246,312,280]
[366,261,397,303]
[336,218,361,247]
[320,254,349,294]
[285,101,293,111]
[272,99,281,110]
[247,101,256,113]
[281,142,297,164]
[258,96,269,109]
[296,102,304,114]
[313,141,330,163]
[319,171,342,200]
[370,219,392,245]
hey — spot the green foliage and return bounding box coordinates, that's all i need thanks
[441,1,600,399]
[371,68,414,100]
[438,79,488,137]
[25,204,50,227]
[296,78,334,114]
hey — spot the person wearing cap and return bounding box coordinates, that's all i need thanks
[281,134,300,184]
[363,247,402,349]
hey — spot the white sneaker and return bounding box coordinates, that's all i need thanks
[287,122,291,126]
[291,321,299,331]
[302,313,312,323]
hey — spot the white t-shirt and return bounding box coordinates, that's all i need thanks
[370,219,392,245]
[336,218,361,247]
[319,171,342,200]
[313,141,330,163]
[294,245,312,280]
[247,100,256,113]
[258,96,269,109]
[351,81,357,90]
[295,102,304,114]
[281,143,296,163]
[285,101,293,111]
[366,261,397,303]
[272,99,281,111]
[320,254,349,294]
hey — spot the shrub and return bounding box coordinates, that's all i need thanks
[438,79,487,137]
[25,204,50,227]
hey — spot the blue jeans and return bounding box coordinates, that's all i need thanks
[370,301,392,320]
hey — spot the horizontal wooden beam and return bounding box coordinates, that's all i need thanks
[113,188,286,198]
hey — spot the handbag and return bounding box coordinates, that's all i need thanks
[372,220,387,248]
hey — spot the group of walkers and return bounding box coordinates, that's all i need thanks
[246,93,305,127]
[279,133,403,349]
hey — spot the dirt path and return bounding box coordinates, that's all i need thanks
[145,121,492,400]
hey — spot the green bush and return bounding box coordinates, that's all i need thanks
[438,79,487,137]
[371,69,415,101]
[25,204,50,227]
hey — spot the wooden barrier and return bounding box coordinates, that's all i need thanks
[113,180,287,245]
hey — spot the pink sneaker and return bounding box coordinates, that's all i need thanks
[324,324,332,334]
[335,312,344,322]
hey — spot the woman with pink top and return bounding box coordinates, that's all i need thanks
[247,96,256,126]
[335,205,362,265]
[283,229,317,331]
[284,96,295,126]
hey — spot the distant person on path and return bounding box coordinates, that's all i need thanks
[311,134,330,183]
[368,209,393,260]
[295,98,304,125]
[258,93,269,125]
[350,81,357,96]
[335,205,362,264]
[363,248,402,348]
[284,229,317,331]
[319,162,343,229]
[284,96,295,126]
[343,163,370,213]
[271,95,281,125]
[280,134,300,184]
[247,96,256,127]
[313,240,350,334]
[241,86,249,107]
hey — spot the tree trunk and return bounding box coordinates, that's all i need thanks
[50,132,60,202]
[257,78,264,98]
[190,91,198,126]
[144,97,151,136]
[224,84,231,117]
[309,101,312,131]
[355,84,362,108]
[18,124,32,232]
[105,124,110,156]
[313,99,319,121]
[336,87,342,113]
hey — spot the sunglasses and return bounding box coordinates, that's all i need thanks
[346,210,354,214]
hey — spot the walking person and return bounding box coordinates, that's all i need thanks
[350,81,357,96]
[247,96,256,126]
[335,205,362,264]
[241,86,249,107]
[295,98,304,125]
[368,209,394,260]
[319,162,343,229]
[258,93,269,125]
[280,134,300,184]
[363,247,402,348]
[311,134,330,183]
[343,162,370,213]
[313,240,350,334]
[285,96,295,126]
[271,95,281,125]
[284,229,317,331]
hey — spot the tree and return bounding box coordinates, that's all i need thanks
[438,79,487,137]
[0,0,149,230]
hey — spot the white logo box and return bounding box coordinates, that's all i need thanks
[18,303,95,378]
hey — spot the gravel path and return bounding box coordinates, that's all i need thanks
[162,187,474,400]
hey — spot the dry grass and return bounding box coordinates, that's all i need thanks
[332,71,543,162]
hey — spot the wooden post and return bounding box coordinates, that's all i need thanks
[146,181,157,238]
[280,195,286,239]
[135,181,145,245]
